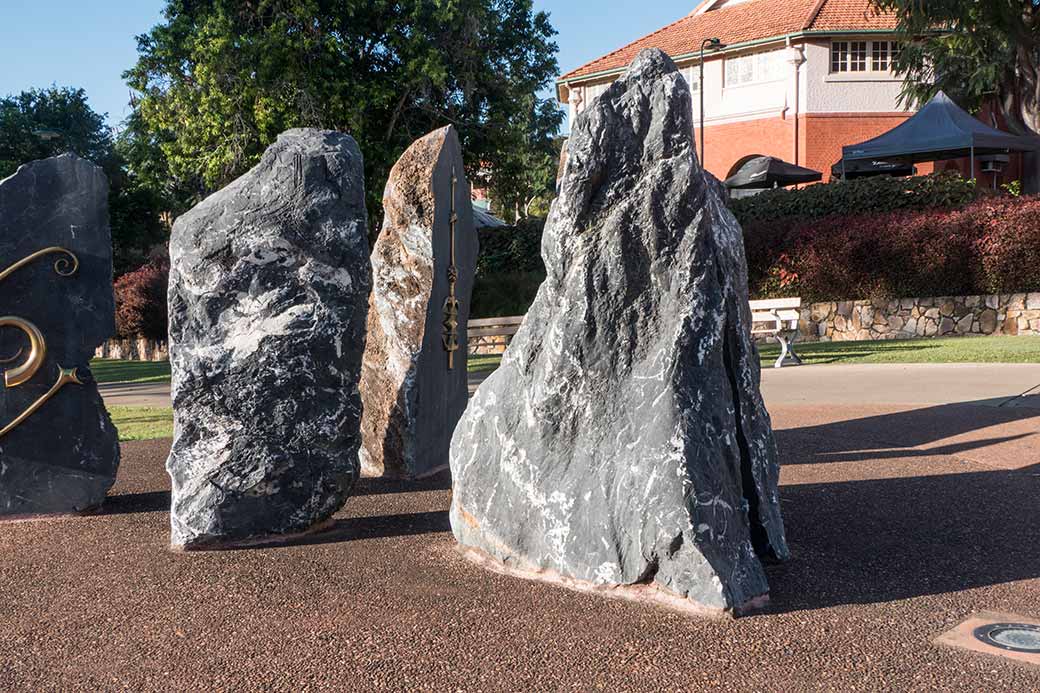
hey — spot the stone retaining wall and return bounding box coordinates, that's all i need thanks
[94,338,169,361]
[800,293,1040,342]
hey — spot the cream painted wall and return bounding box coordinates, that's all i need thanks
[803,39,909,113]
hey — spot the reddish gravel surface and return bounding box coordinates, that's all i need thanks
[1,402,1038,691]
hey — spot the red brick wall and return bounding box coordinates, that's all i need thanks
[694,116,796,180]
[695,112,939,183]
[801,113,934,178]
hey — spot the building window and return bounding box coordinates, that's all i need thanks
[832,40,902,73]
[724,50,785,87]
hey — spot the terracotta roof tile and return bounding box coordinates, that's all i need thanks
[808,0,898,30]
[559,0,899,83]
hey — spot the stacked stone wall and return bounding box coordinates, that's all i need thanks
[798,293,1040,342]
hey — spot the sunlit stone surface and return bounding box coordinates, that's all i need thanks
[167,129,370,549]
[449,49,789,614]
[360,126,477,479]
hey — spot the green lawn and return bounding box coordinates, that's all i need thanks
[468,354,503,373]
[760,334,1040,365]
[108,406,174,442]
[91,359,171,384]
[98,336,1037,442]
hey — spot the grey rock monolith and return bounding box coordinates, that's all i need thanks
[359,126,477,479]
[167,129,371,549]
[449,49,789,615]
[0,153,120,517]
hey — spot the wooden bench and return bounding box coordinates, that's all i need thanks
[750,298,803,368]
[468,316,524,354]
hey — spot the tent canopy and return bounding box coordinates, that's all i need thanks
[842,91,1040,165]
[724,156,822,189]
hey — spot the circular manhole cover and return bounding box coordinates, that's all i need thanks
[973,623,1040,654]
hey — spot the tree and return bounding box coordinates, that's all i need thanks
[485,96,563,223]
[0,87,116,179]
[872,0,1040,189]
[0,87,169,275]
[124,0,563,227]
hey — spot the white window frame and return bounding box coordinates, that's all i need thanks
[724,50,786,88]
[831,40,902,74]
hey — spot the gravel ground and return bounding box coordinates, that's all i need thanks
[1,402,1038,692]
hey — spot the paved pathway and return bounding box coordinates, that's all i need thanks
[103,362,1040,409]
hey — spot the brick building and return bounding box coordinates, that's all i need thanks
[556,0,948,182]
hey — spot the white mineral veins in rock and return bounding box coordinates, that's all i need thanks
[448,49,789,615]
[359,126,477,479]
[166,129,371,549]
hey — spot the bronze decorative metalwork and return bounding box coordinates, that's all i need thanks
[0,246,82,439]
[442,166,461,370]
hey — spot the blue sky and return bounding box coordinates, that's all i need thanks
[0,1,694,129]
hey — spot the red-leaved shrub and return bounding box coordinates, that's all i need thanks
[114,260,169,340]
[744,196,1040,301]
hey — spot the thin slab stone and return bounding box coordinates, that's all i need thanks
[0,153,120,517]
[166,129,371,549]
[449,49,789,615]
[360,126,477,479]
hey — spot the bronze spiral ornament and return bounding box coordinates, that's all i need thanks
[0,246,82,439]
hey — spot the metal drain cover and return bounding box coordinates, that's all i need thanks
[974,623,1040,654]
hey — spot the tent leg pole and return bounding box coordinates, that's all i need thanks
[970,146,975,183]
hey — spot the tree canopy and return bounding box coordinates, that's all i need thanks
[125,0,563,225]
[0,86,169,275]
[0,87,115,179]
[872,0,1040,136]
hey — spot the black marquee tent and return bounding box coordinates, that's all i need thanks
[840,91,1040,176]
[724,156,822,189]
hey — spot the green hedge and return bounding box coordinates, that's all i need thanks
[730,172,979,226]
[477,217,545,277]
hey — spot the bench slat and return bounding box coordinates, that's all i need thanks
[468,326,521,338]
[749,297,802,310]
[468,316,525,327]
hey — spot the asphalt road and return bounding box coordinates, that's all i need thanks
[2,397,1038,690]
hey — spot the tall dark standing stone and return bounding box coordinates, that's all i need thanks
[0,153,120,517]
[449,49,789,615]
[167,129,371,549]
[359,126,477,479]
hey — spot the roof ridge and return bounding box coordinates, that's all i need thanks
[802,0,829,30]
[560,12,697,81]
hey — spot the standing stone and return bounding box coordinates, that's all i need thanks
[0,154,120,517]
[167,129,370,549]
[449,49,789,615]
[359,126,477,479]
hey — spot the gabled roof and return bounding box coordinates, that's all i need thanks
[558,0,898,84]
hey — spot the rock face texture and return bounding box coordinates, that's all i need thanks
[0,153,120,517]
[167,129,371,549]
[449,49,789,614]
[360,126,477,479]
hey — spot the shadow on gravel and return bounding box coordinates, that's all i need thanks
[762,466,1040,613]
[762,400,1040,613]
[97,491,171,515]
[354,472,453,497]
[775,400,1039,466]
[219,511,453,552]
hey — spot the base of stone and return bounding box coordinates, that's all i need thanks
[456,545,768,619]
[0,503,105,523]
[170,518,336,552]
[360,462,450,481]
[0,510,93,524]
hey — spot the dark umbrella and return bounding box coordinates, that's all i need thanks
[831,158,915,180]
[724,156,822,189]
